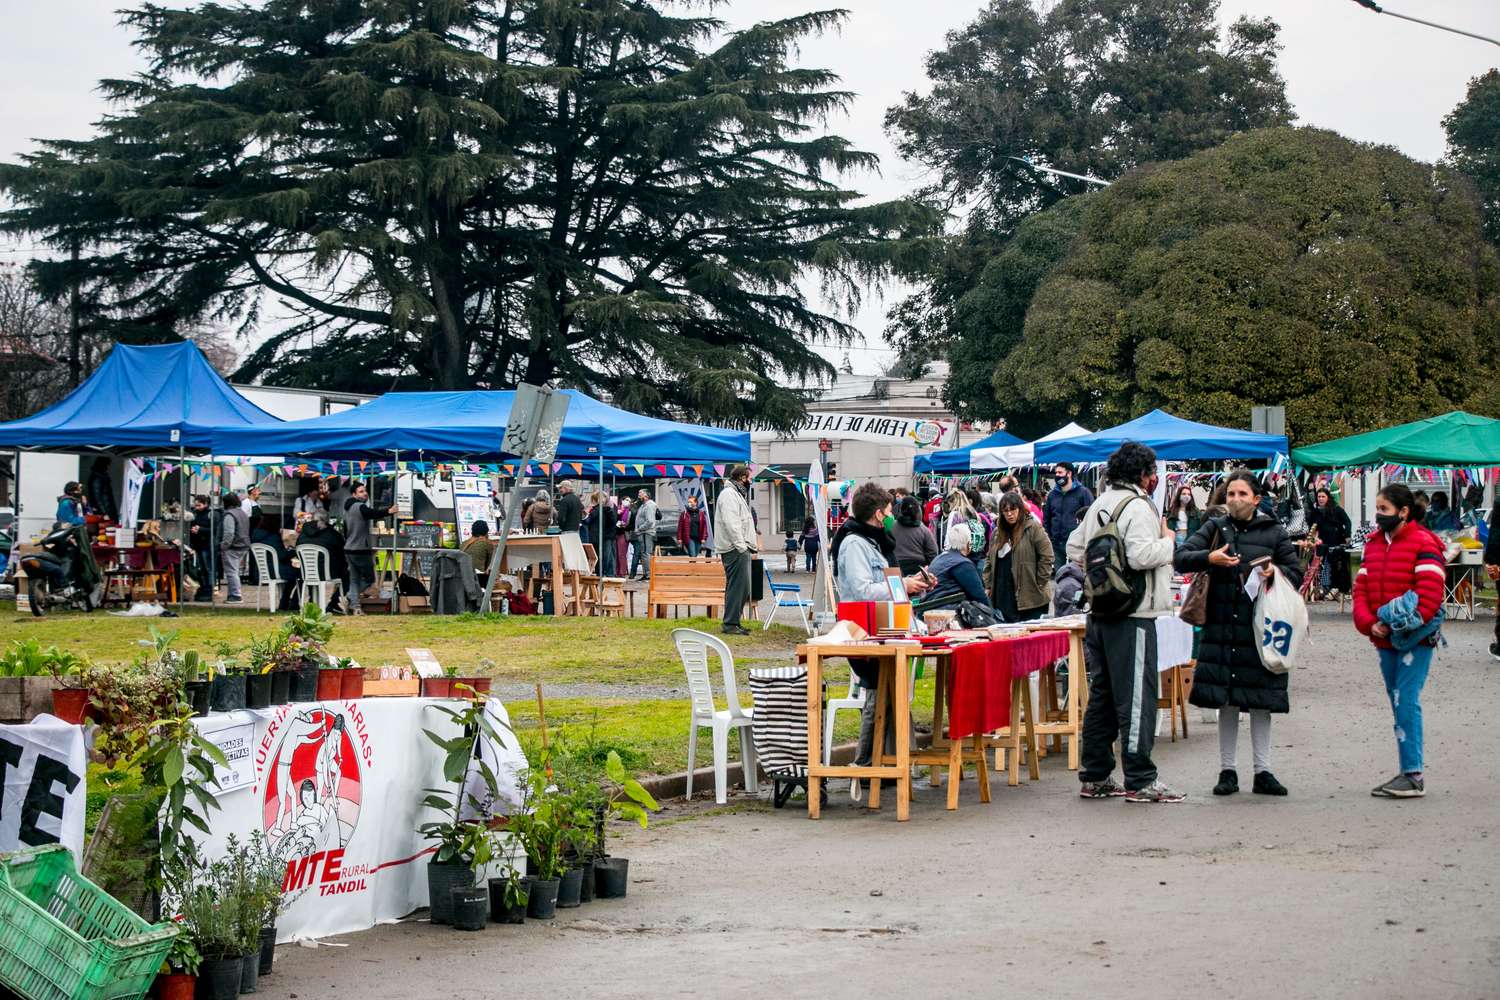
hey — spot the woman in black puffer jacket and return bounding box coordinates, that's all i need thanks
[1175,471,1302,798]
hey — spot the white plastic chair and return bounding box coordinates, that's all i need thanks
[250,543,284,613]
[763,567,814,634]
[823,672,867,764]
[672,628,758,804]
[295,544,344,612]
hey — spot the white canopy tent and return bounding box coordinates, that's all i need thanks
[970,422,1092,470]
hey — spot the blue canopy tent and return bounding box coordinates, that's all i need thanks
[0,341,279,453]
[210,389,748,464]
[1032,409,1288,464]
[913,427,1025,474]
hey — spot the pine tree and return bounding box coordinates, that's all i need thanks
[0,2,937,428]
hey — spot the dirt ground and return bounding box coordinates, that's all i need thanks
[265,604,1500,1000]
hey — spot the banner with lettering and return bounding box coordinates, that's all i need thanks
[193,697,526,942]
[0,717,87,857]
[751,411,954,449]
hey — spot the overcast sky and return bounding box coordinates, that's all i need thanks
[2,0,1497,376]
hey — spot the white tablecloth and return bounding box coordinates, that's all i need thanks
[193,696,525,942]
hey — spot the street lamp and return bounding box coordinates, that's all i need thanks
[1348,0,1500,48]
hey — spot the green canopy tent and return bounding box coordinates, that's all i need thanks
[1291,411,1500,470]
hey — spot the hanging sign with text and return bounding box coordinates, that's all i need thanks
[0,717,87,857]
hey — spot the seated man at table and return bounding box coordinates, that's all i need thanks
[924,527,990,607]
[297,512,349,613]
[833,483,932,776]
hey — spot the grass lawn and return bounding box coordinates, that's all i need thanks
[9,608,805,687]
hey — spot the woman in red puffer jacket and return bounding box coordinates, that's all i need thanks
[1352,484,1445,800]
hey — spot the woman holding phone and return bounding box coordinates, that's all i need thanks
[1174,471,1302,797]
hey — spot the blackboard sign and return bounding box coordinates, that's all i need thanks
[395,522,447,578]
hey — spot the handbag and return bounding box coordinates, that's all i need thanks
[1178,519,1226,626]
[956,600,1000,629]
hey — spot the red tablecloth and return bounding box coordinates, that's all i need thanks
[944,631,1070,740]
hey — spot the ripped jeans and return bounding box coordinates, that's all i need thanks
[1377,644,1434,774]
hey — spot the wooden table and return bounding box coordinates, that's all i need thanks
[91,544,178,605]
[498,534,585,616]
[1013,622,1088,770]
[801,642,924,821]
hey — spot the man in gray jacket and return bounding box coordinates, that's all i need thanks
[630,488,659,580]
[343,482,396,615]
[1071,441,1183,803]
[714,466,757,635]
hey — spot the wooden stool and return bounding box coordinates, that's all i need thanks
[596,577,627,618]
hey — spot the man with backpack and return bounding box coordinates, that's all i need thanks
[1067,441,1183,803]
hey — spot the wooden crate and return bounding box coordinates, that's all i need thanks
[0,676,61,724]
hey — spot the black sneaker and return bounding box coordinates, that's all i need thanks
[1212,769,1239,796]
[721,624,750,636]
[1372,773,1424,798]
[1490,642,1500,663]
[1252,771,1287,796]
[1079,779,1127,799]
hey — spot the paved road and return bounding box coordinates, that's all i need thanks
[266,604,1500,1000]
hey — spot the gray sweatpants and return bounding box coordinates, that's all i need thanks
[1079,616,1161,791]
[221,547,245,600]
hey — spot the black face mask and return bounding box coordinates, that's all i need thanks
[1375,513,1402,534]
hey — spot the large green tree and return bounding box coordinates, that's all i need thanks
[0,1,936,428]
[1443,68,1500,249]
[994,128,1500,442]
[883,0,1293,418]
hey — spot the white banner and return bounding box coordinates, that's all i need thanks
[123,458,147,529]
[0,716,87,857]
[194,696,526,942]
[751,411,952,449]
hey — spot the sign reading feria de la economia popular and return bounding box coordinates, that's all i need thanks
[751,411,953,449]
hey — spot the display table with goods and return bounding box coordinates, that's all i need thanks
[797,623,1073,822]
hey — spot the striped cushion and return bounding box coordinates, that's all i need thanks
[748,666,809,779]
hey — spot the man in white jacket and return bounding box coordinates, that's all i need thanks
[714,466,757,635]
[1072,441,1184,803]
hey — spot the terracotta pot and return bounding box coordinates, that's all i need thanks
[339,667,364,700]
[315,670,342,701]
[50,688,91,725]
[452,677,491,698]
[420,676,453,698]
[154,972,195,1000]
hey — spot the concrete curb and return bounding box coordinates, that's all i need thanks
[639,742,860,802]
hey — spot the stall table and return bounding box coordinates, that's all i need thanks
[800,630,1073,821]
[91,543,179,606]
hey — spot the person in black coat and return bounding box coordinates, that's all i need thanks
[1307,486,1352,595]
[251,516,301,610]
[296,513,349,612]
[554,482,583,533]
[1175,471,1302,798]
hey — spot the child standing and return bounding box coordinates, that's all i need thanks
[783,530,798,572]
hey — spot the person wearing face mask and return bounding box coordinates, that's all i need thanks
[1353,484,1446,799]
[1044,462,1094,572]
[1175,471,1302,797]
[983,491,1053,621]
[1070,441,1182,804]
[1167,486,1201,547]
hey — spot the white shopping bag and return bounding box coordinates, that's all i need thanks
[1253,566,1307,674]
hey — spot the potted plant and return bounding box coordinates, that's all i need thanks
[315,657,343,701]
[208,660,248,713]
[594,751,660,899]
[509,770,566,919]
[154,931,200,1000]
[417,696,508,925]
[450,836,492,932]
[487,863,528,925]
[276,604,335,700]
[0,638,78,723]
[420,670,453,698]
[178,855,244,1000]
[453,656,494,698]
[244,832,284,976]
[336,656,365,700]
[48,654,93,724]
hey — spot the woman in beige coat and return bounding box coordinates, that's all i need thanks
[983,491,1054,621]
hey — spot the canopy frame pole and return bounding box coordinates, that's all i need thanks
[597,457,605,577]
[177,445,186,612]
[390,448,400,615]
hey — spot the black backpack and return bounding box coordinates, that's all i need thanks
[1083,495,1147,620]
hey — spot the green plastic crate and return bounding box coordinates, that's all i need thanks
[0,845,178,1000]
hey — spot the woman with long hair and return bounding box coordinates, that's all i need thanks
[1353,484,1445,798]
[1174,471,1302,797]
[983,491,1054,622]
[1167,484,1201,547]
[1307,486,1352,596]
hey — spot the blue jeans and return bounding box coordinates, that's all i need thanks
[1378,644,1434,774]
[683,539,700,557]
[600,542,616,577]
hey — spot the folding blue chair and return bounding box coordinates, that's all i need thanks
[763,567,814,634]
